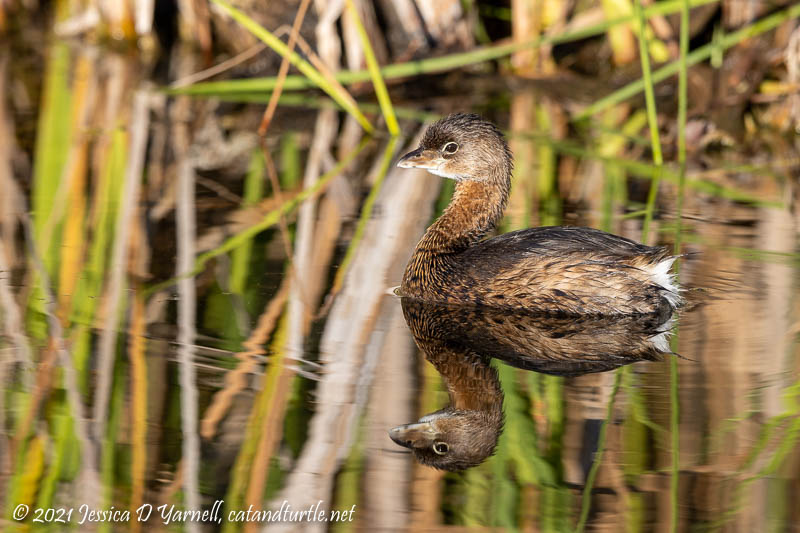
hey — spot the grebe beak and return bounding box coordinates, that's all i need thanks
[397,148,440,169]
[389,421,437,449]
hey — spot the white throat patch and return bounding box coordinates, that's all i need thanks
[428,167,468,181]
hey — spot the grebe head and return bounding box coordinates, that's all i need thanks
[397,113,513,182]
[389,407,502,471]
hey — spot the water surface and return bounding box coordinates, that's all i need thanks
[0,41,799,533]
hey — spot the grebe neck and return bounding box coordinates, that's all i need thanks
[426,345,503,414]
[417,177,510,254]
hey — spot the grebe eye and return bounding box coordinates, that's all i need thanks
[433,442,449,455]
[442,142,459,154]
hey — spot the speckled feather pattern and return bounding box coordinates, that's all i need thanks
[395,296,674,470]
[399,114,681,315]
[400,300,504,471]
[402,297,672,376]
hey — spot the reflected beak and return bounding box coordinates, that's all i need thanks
[396,148,441,169]
[389,421,437,449]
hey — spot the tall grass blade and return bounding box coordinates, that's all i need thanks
[99,360,125,533]
[56,54,94,320]
[502,364,556,486]
[32,42,71,260]
[26,42,72,340]
[280,133,301,189]
[575,2,800,120]
[574,371,623,533]
[93,89,148,447]
[128,294,148,526]
[209,0,374,133]
[70,127,127,386]
[677,2,689,168]
[4,435,45,521]
[578,6,670,526]
[175,0,720,96]
[329,137,398,295]
[669,1,690,531]
[517,135,781,207]
[330,423,365,533]
[222,314,288,533]
[245,326,296,519]
[176,157,201,523]
[575,20,666,505]
[230,149,265,295]
[345,0,399,135]
[146,137,369,295]
[633,0,664,240]
[32,406,72,512]
[634,0,663,169]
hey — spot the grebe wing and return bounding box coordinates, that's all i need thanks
[466,226,669,262]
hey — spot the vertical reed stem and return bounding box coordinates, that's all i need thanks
[668,1,690,531]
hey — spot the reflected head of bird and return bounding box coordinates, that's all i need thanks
[396,113,512,184]
[388,406,503,471]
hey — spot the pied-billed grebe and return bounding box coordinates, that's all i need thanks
[397,113,681,315]
[389,298,675,470]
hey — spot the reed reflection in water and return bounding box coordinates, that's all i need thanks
[1,31,799,533]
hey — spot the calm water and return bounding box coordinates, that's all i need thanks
[1,42,799,533]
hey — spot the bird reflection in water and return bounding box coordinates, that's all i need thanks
[388,297,676,471]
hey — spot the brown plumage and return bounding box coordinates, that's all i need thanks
[389,297,676,471]
[397,113,681,316]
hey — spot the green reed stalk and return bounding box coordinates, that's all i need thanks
[667,1,690,530]
[345,0,399,135]
[210,91,440,123]
[222,315,288,533]
[330,422,365,533]
[32,42,71,252]
[70,127,127,389]
[574,370,622,533]
[145,138,369,295]
[33,407,71,512]
[633,0,663,241]
[209,0,374,133]
[479,4,512,20]
[536,105,560,226]
[460,464,491,525]
[230,149,265,296]
[597,109,647,231]
[705,380,800,531]
[175,0,720,96]
[492,363,521,526]
[515,135,780,207]
[668,347,680,532]
[465,0,493,44]
[330,137,398,294]
[99,361,125,533]
[576,2,800,120]
[710,418,800,531]
[280,132,301,189]
[578,10,664,522]
[624,363,665,434]
[27,41,72,338]
[502,367,556,487]
[677,1,689,168]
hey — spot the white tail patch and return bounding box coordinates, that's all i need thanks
[648,316,675,352]
[648,257,682,308]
